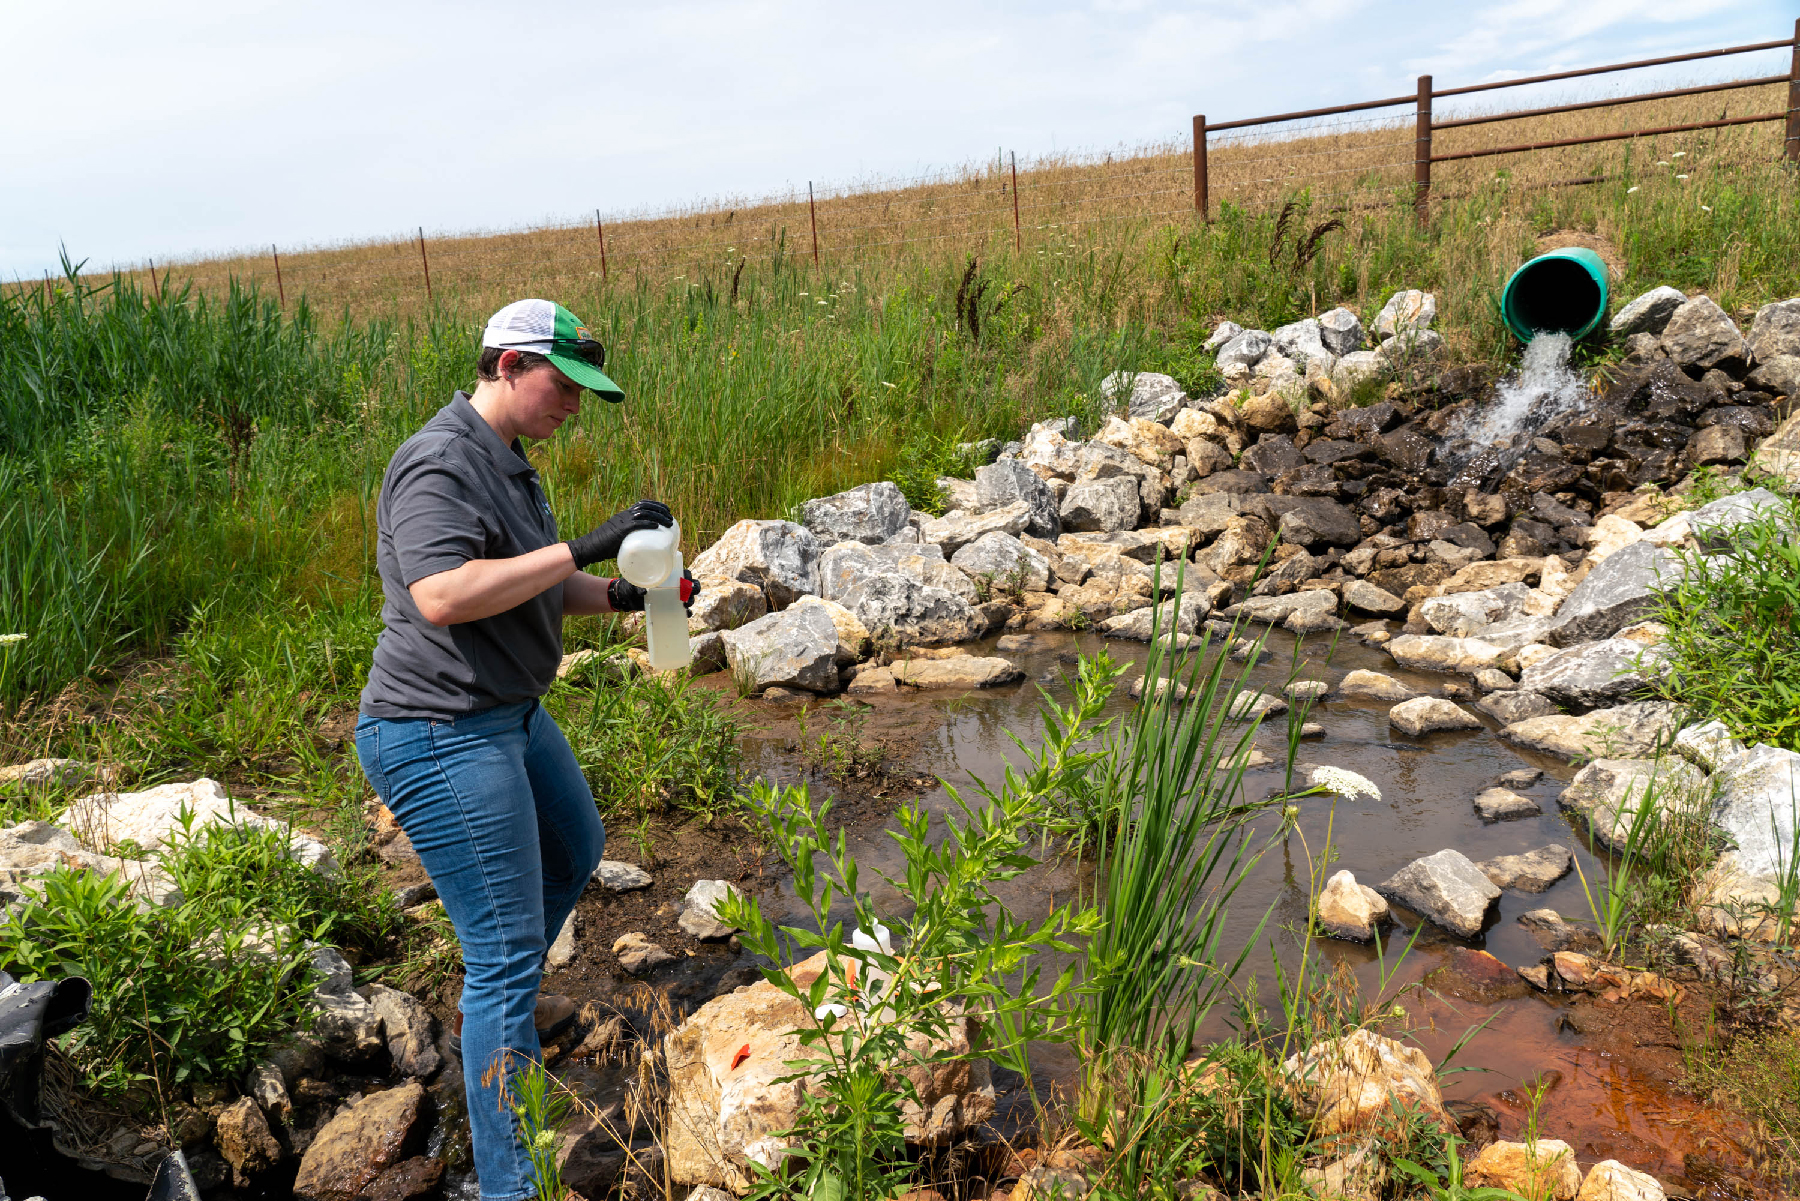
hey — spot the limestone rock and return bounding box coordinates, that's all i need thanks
[613,932,677,975]
[1748,355,1800,400]
[893,655,1023,690]
[1559,757,1708,850]
[1518,638,1658,707]
[1281,1028,1449,1137]
[664,952,995,1191]
[1215,329,1272,372]
[364,985,441,1079]
[1386,634,1510,674]
[1713,744,1800,880]
[1203,322,1244,352]
[818,540,949,601]
[594,860,653,892]
[950,531,1051,594]
[1577,1158,1667,1201]
[689,519,822,609]
[680,880,742,941]
[1499,700,1679,761]
[1098,594,1211,641]
[1060,477,1141,533]
[1342,580,1403,615]
[791,596,872,664]
[62,777,336,875]
[216,1096,283,1187]
[721,607,841,695]
[1097,415,1186,469]
[1748,296,1800,361]
[0,757,100,791]
[834,573,977,646]
[687,579,769,634]
[309,945,384,1062]
[1609,286,1686,337]
[1686,487,1793,549]
[1478,845,1573,892]
[1388,697,1483,736]
[801,482,911,545]
[1331,350,1385,395]
[1102,370,1188,422]
[1227,690,1288,720]
[973,460,1061,539]
[1317,870,1390,942]
[1378,849,1501,938]
[1464,1140,1582,1201]
[1233,589,1336,627]
[1660,296,1747,371]
[0,819,175,908]
[292,1082,429,1201]
[1339,670,1417,701]
[1317,307,1366,355]
[919,501,1032,555]
[546,909,578,969]
[1472,788,1541,822]
[1374,290,1437,340]
[1477,690,1558,724]
[1750,408,1800,490]
[1688,424,1745,466]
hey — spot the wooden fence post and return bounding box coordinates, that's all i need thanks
[595,210,608,281]
[1415,75,1434,224]
[1786,17,1800,162]
[1193,114,1209,221]
[272,245,286,307]
[417,227,433,301]
[807,182,819,267]
[1010,151,1022,253]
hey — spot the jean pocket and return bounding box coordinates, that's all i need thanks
[354,722,389,800]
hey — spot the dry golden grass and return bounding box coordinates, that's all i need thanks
[57,77,1794,323]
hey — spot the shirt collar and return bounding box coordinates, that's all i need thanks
[448,391,537,477]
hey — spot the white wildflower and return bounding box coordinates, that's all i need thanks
[1627,186,1640,194]
[0,634,25,645]
[1676,174,1689,181]
[1309,766,1381,801]
[1656,161,1670,167]
[1701,205,1712,212]
[1672,151,1686,158]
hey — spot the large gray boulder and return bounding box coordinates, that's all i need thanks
[1559,756,1708,850]
[974,460,1061,539]
[1317,307,1366,356]
[1547,540,1681,646]
[819,541,951,602]
[1686,487,1792,548]
[1499,700,1679,760]
[1378,849,1500,938]
[834,573,977,645]
[1374,290,1437,340]
[1713,745,1800,880]
[1215,329,1272,372]
[1101,370,1188,422]
[919,501,1032,555]
[1419,583,1535,638]
[1518,638,1658,708]
[950,532,1051,593]
[800,482,910,545]
[1476,690,1558,724]
[1747,297,1800,362]
[1098,594,1211,641]
[1388,696,1483,736]
[1263,497,1361,549]
[1060,476,1141,533]
[720,606,842,694]
[690,519,822,609]
[1608,286,1686,337]
[1203,321,1244,352]
[1272,318,1329,364]
[1748,356,1800,402]
[1659,296,1748,371]
[1174,491,1252,537]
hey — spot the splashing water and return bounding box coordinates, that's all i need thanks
[1443,332,1592,489]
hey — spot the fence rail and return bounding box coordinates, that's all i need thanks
[1192,19,1800,221]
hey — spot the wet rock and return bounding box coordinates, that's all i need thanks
[1499,700,1678,760]
[1387,634,1510,674]
[613,932,677,976]
[1712,744,1800,880]
[1318,306,1366,355]
[1388,697,1482,736]
[1465,1139,1582,1201]
[363,1158,444,1201]
[1559,757,1707,851]
[1098,595,1210,641]
[721,607,841,694]
[920,501,1033,555]
[1472,788,1541,823]
[951,531,1051,593]
[1317,870,1389,942]
[1518,638,1658,707]
[1518,909,1598,954]
[1281,1028,1450,1137]
[1478,845,1573,892]
[845,665,896,695]
[1609,286,1686,337]
[664,952,995,1192]
[248,1061,291,1121]
[690,519,822,609]
[1576,1159,1666,1201]
[1659,296,1747,372]
[1378,849,1500,938]
[680,880,742,941]
[310,946,383,1062]
[364,985,441,1080]
[63,777,336,875]
[1500,768,1543,789]
[1547,540,1682,647]
[1059,477,1141,533]
[1342,580,1403,615]
[801,482,911,545]
[1437,947,1531,1002]
[1233,590,1335,627]
[1129,675,1191,702]
[1687,424,1745,466]
[292,1082,430,1201]
[974,460,1061,539]
[594,860,653,892]
[894,655,1023,690]
[1287,680,1330,702]
[1338,670,1417,701]
[216,1096,283,1187]
[686,580,769,635]
[1227,690,1288,720]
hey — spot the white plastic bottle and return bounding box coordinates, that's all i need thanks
[616,520,692,671]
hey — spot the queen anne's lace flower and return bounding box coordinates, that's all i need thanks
[0,634,25,645]
[1309,766,1381,802]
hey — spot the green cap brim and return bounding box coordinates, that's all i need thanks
[547,352,625,402]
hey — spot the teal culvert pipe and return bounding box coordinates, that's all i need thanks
[1500,246,1610,342]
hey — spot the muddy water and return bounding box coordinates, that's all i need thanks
[740,627,1747,1182]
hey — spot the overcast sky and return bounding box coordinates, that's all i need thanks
[5,0,1792,278]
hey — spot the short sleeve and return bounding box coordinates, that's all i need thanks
[387,456,493,586]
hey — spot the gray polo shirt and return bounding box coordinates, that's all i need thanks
[360,392,564,720]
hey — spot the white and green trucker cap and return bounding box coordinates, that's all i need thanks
[482,299,624,402]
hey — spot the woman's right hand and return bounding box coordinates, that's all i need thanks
[566,500,673,569]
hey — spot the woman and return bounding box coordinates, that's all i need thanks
[355,298,692,1199]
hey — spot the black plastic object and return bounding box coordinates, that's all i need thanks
[0,970,91,1129]
[146,1150,201,1201]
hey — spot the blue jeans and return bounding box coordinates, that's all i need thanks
[354,699,604,1201]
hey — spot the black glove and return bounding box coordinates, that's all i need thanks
[566,500,673,570]
[608,570,699,614]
